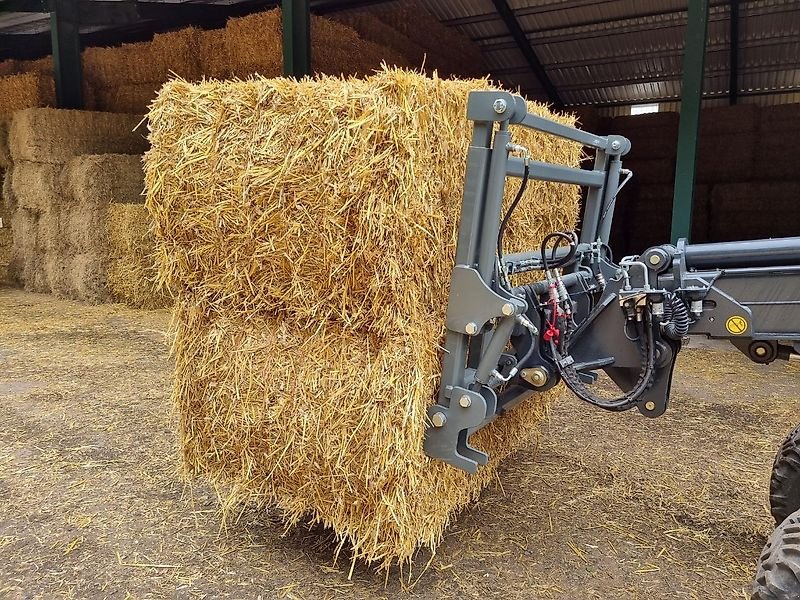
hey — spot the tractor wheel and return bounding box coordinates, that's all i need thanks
[771,424,800,524]
[752,508,800,600]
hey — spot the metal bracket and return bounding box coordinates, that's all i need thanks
[446,265,526,335]
[424,387,496,473]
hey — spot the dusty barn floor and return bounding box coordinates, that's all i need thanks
[1,286,799,599]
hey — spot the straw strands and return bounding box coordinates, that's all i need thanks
[145,67,582,567]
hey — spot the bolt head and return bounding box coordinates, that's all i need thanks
[465,322,478,335]
[648,254,661,265]
[501,302,515,316]
[459,395,472,408]
[529,367,547,387]
[610,140,621,150]
[493,98,507,114]
[431,412,447,428]
[645,401,656,411]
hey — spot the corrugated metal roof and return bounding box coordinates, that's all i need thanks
[420,0,800,106]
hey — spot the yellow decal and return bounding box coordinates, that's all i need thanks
[726,315,748,335]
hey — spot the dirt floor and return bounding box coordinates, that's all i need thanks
[1,286,799,599]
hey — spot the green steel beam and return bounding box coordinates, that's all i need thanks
[671,0,710,244]
[282,0,310,78]
[50,0,83,109]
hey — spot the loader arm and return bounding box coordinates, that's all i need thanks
[425,91,800,473]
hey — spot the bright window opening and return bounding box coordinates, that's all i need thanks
[631,103,660,115]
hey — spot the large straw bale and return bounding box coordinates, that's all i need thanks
[36,209,64,252]
[0,72,55,120]
[610,112,678,160]
[700,103,758,136]
[9,207,41,290]
[43,252,70,296]
[9,108,147,163]
[759,103,800,132]
[106,203,171,309]
[11,161,63,212]
[145,68,581,567]
[333,13,434,69]
[221,10,409,79]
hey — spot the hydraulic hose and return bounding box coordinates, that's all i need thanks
[662,293,690,340]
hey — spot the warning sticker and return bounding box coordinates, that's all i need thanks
[726,315,748,335]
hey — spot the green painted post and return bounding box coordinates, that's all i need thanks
[50,0,84,109]
[671,0,710,244]
[282,0,311,78]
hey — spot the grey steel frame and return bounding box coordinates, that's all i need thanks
[426,90,631,472]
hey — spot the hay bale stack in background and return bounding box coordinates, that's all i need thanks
[7,108,149,300]
[357,0,486,77]
[106,203,170,309]
[85,27,202,113]
[710,182,800,242]
[59,154,169,308]
[145,68,582,567]
[0,8,413,115]
[206,9,410,81]
[9,109,146,163]
[0,72,56,120]
[0,169,11,282]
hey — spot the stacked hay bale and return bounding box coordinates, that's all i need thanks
[710,182,800,242]
[350,0,486,77]
[0,72,56,120]
[145,68,582,567]
[61,153,170,308]
[7,108,150,301]
[0,122,12,282]
[84,28,202,113]
[198,9,410,81]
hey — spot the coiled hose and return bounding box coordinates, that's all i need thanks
[662,293,691,340]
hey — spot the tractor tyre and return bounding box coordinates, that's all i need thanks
[752,508,800,600]
[771,424,800,524]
